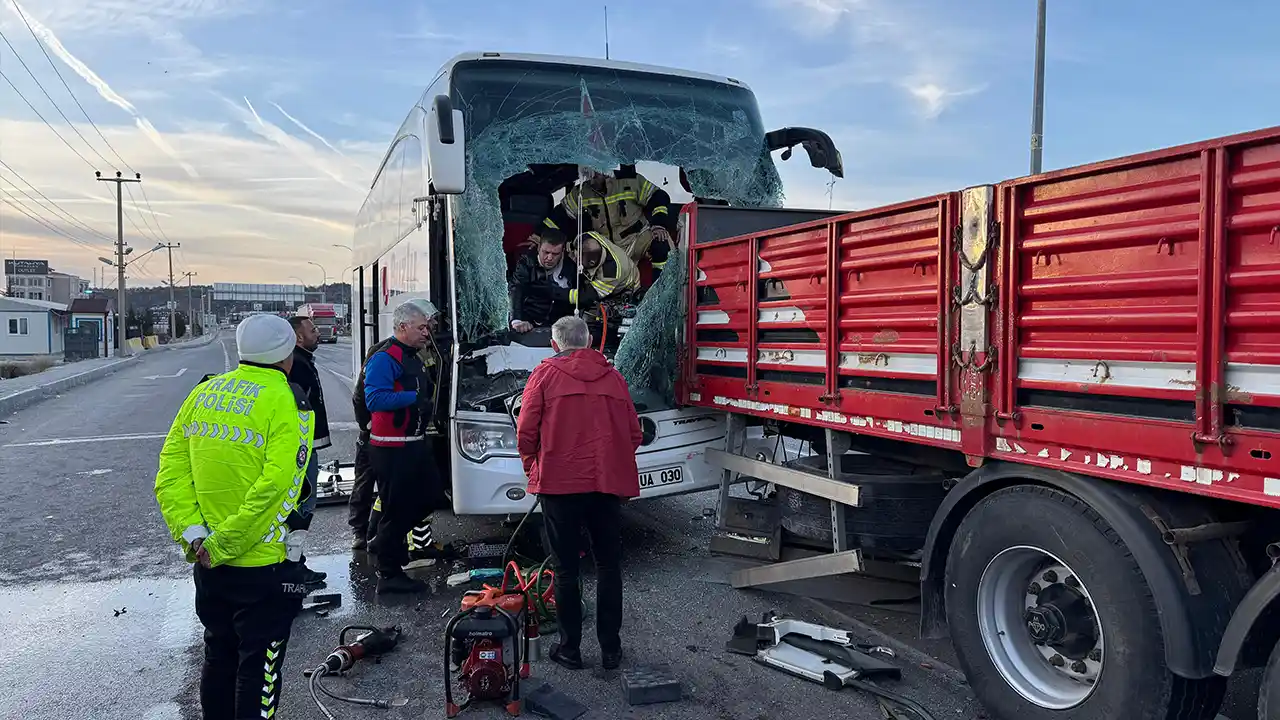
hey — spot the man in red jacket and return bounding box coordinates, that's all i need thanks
[517,315,642,671]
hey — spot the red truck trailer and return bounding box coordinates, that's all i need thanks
[683,125,1280,719]
[295,303,338,343]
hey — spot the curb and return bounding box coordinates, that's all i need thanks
[0,356,140,417]
[0,329,221,417]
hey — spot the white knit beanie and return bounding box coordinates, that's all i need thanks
[236,314,296,365]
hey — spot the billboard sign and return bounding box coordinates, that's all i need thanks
[5,259,49,275]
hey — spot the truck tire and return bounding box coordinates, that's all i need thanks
[1259,640,1280,720]
[944,485,1225,720]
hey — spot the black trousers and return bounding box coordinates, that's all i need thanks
[194,563,308,720]
[540,492,624,655]
[348,434,378,539]
[369,442,445,576]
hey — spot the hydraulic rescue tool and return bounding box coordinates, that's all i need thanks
[306,625,407,720]
[727,612,937,720]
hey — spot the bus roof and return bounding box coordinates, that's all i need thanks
[429,52,753,96]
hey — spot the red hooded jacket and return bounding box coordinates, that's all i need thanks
[517,349,642,498]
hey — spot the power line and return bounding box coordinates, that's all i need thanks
[0,68,95,169]
[0,159,113,243]
[0,188,99,251]
[136,182,176,244]
[10,1,133,173]
[0,28,112,169]
[124,182,163,243]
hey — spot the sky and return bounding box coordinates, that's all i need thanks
[2,0,1279,287]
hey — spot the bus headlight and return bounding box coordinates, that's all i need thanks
[457,422,519,463]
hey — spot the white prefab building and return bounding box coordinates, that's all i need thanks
[0,296,68,356]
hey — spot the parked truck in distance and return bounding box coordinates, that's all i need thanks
[687,124,1280,720]
[295,303,339,343]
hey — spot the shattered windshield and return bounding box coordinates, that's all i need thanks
[449,59,783,406]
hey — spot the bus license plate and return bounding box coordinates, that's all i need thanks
[640,466,683,489]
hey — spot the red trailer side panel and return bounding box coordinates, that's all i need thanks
[686,125,1280,510]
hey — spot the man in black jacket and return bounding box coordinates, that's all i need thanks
[509,229,576,333]
[286,315,329,586]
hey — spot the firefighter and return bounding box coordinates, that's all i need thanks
[569,230,640,308]
[154,313,313,719]
[537,166,676,280]
[363,300,452,593]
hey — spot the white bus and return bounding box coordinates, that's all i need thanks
[349,51,842,515]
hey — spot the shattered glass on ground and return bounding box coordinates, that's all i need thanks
[451,65,785,403]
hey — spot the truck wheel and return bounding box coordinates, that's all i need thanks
[944,485,1225,720]
[1259,639,1280,720]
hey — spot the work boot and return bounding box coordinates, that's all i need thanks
[601,649,622,671]
[548,644,583,671]
[376,573,427,595]
[351,534,367,551]
[298,556,327,585]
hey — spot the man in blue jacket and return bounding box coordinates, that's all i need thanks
[363,300,450,594]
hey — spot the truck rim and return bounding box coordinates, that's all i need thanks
[977,545,1104,709]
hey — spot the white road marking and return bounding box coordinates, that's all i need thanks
[142,367,188,380]
[76,469,113,476]
[220,340,231,372]
[5,432,167,447]
[320,365,354,389]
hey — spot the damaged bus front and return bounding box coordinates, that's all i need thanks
[350,52,842,515]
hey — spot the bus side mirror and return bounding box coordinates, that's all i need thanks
[426,94,466,195]
[765,127,844,178]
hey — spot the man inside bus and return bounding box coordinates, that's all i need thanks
[509,229,576,334]
[536,166,675,281]
[362,300,453,593]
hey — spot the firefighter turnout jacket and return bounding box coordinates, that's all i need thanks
[541,174,675,271]
[154,362,314,568]
[549,231,640,310]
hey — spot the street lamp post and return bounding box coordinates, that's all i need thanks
[1029,0,1048,174]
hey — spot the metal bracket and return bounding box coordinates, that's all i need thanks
[952,341,997,373]
[1191,431,1235,451]
[1141,506,1252,596]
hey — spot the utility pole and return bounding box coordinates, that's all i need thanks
[96,171,141,356]
[1029,0,1048,174]
[182,271,198,336]
[159,242,181,339]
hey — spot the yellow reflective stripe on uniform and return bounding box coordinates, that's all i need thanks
[604,191,637,203]
[636,180,655,204]
[569,289,579,305]
[650,205,668,216]
[591,277,613,294]
[543,217,559,229]
[261,638,283,716]
[651,260,667,269]
[183,421,266,447]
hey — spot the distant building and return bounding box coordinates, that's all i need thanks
[0,296,68,356]
[4,259,88,304]
[68,298,115,357]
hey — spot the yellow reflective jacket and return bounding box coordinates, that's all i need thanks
[154,362,314,568]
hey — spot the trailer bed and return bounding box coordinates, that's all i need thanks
[682,125,1280,510]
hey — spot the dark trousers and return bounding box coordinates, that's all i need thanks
[348,435,377,539]
[540,492,624,655]
[194,563,308,720]
[369,442,442,576]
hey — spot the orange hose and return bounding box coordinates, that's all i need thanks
[598,305,609,352]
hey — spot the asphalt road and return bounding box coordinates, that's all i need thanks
[0,336,1251,719]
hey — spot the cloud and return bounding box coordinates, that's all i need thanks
[268,102,346,157]
[5,0,200,177]
[0,117,379,284]
[223,95,366,193]
[767,0,985,118]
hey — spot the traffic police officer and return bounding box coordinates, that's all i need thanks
[155,313,314,719]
